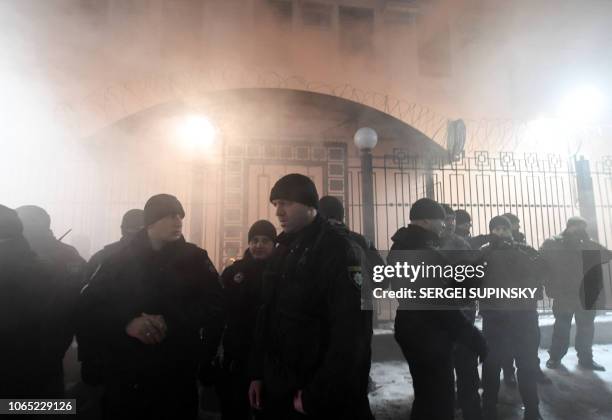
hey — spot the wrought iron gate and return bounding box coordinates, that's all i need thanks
[347,150,612,319]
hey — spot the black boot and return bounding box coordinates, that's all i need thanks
[546,358,561,369]
[578,359,606,371]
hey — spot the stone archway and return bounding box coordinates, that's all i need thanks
[56,65,451,148]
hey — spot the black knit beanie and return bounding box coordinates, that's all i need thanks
[144,194,185,226]
[455,209,471,225]
[409,198,445,221]
[489,215,512,232]
[269,174,319,209]
[318,196,344,221]
[248,220,277,242]
[122,209,145,229]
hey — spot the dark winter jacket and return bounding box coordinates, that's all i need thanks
[540,230,612,309]
[251,216,372,419]
[389,224,484,356]
[24,232,85,276]
[328,220,387,295]
[14,232,84,384]
[440,231,472,252]
[84,236,133,283]
[77,229,225,383]
[221,250,268,369]
[0,236,66,396]
[479,236,544,311]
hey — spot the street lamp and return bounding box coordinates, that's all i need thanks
[557,85,605,125]
[176,114,217,247]
[354,127,378,243]
[177,114,217,153]
[354,127,378,151]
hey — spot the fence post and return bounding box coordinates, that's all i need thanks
[425,158,435,200]
[190,163,205,247]
[575,156,599,241]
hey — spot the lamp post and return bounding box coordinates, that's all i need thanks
[354,127,378,243]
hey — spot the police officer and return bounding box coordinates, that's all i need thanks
[454,208,490,250]
[502,213,526,244]
[85,209,144,282]
[440,204,482,420]
[454,209,473,240]
[390,198,487,420]
[318,195,385,395]
[77,194,225,420]
[440,205,471,252]
[217,220,277,420]
[0,204,62,397]
[541,216,612,371]
[479,216,543,420]
[248,174,373,420]
[500,212,551,386]
[16,204,86,396]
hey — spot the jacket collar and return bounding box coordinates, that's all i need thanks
[132,228,186,255]
[276,214,324,249]
[391,224,440,249]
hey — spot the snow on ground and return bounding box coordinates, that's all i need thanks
[369,345,612,420]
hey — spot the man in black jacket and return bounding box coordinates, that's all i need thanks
[77,194,225,420]
[479,216,543,420]
[0,204,63,398]
[248,174,373,420]
[541,216,612,371]
[499,212,551,386]
[440,204,482,420]
[454,208,490,250]
[218,219,276,420]
[390,198,487,420]
[16,204,85,397]
[318,195,385,395]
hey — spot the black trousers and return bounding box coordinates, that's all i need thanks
[216,363,251,420]
[482,311,539,420]
[453,309,482,420]
[395,313,455,420]
[102,376,198,420]
[503,324,544,379]
[454,343,482,420]
[549,300,596,362]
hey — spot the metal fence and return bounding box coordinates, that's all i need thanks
[347,150,612,320]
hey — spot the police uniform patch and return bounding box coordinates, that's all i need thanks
[233,272,245,284]
[348,266,362,289]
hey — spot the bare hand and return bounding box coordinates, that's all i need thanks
[248,380,263,410]
[125,312,167,344]
[293,390,305,414]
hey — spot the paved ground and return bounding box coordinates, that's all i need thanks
[66,342,612,419]
[369,345,612,420]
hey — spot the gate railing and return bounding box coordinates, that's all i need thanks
[348,150,612,320]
